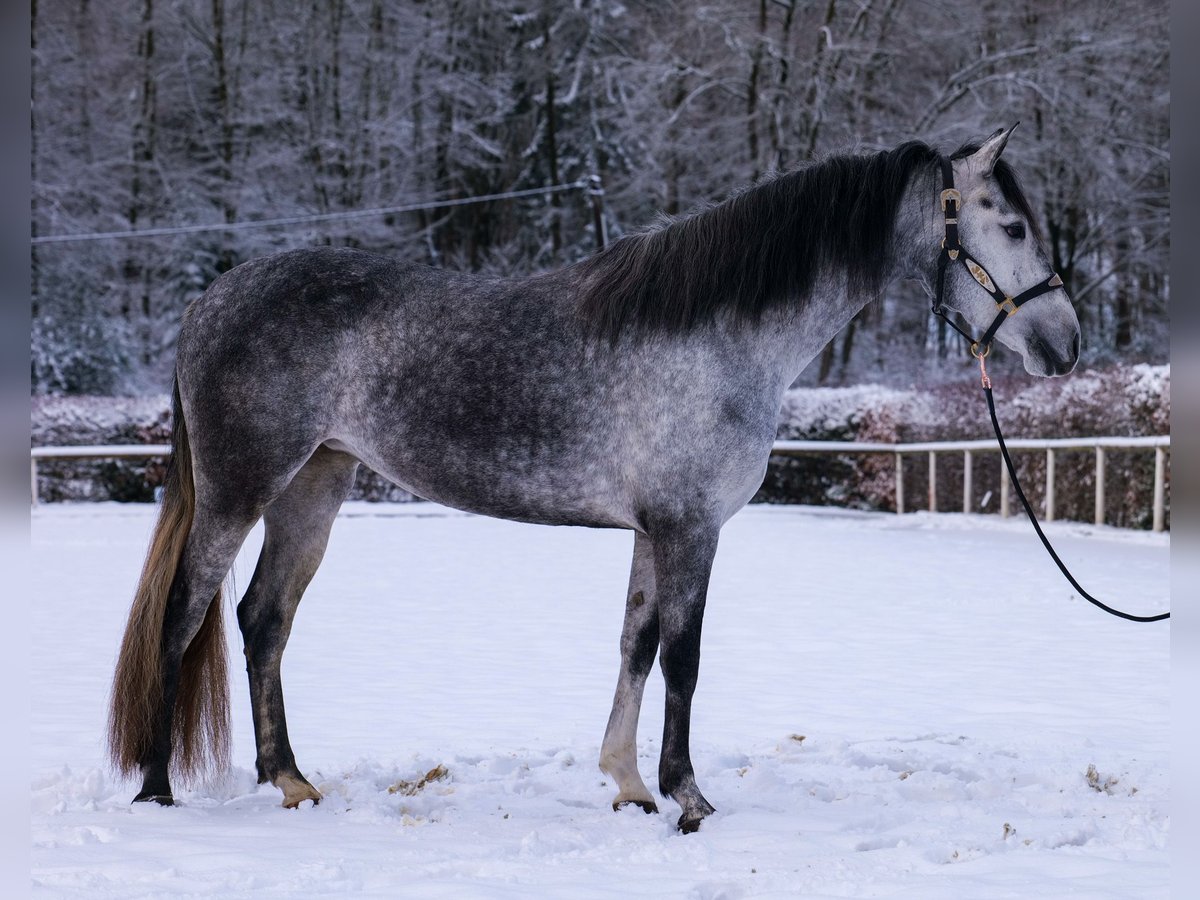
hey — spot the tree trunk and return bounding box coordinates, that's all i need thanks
[839,311,859,376]
[769,0,796,171]
[817,340,835,384]
[30,0,39,316]
[128,0,157,362]
[746,0,767,181]
[664,77,687,215]
[543,12,562,255]
[211,0,236,272]
[801,0,839,160]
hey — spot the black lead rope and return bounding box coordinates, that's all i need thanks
[932,154,1168,623]
[983,377,1169,623]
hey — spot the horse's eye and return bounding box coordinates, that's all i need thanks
[1004,223,1026,240]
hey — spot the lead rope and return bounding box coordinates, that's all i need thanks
[975,353,1169,622]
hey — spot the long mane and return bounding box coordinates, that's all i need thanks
[576,141,941,341]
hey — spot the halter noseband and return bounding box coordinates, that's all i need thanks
[931,156,1063,358]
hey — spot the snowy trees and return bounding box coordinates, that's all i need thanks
[31,0,1168,393]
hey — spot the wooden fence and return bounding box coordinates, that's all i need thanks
[31,436,1170,531]
[772,435,1169,531]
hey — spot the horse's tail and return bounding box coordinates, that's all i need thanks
[107,379,231,784]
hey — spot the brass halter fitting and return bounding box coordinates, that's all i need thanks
[977,349,992,389]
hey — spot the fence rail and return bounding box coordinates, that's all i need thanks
[31,436,1170,531]
[771,435,1170,531]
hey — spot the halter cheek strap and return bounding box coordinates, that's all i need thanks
[931,156,1063,357]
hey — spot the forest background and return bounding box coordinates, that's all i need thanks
[30,0,1169,395]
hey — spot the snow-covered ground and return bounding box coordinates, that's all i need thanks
[31,502,1169,898]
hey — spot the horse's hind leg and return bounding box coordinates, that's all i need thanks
[599,533,659,814]
[236,445,358,808]
[134,506,259,804]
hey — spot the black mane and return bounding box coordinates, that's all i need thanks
[577,139,1040,341]
[577,141,940,341]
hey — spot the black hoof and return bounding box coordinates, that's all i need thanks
[677,813,705,834]
[613,799,658,815]
[132,792,174,806]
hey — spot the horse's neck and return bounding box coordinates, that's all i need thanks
[760,170,935,383]
[747,285,872,387]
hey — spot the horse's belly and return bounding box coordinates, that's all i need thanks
[330,435,638,530]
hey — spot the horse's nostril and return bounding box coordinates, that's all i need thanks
[1071,332,1080,359]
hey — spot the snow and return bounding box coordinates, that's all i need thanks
[31,502,1169,897]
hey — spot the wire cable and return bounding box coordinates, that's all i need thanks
[31,180,591,245]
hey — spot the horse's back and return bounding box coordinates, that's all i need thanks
[174,247,637,525]
[181,247,433,343]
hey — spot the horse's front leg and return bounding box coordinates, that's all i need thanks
[653,518,720,833]
[600,532,659,813]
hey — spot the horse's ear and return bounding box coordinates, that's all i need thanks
[969,123,1019,177]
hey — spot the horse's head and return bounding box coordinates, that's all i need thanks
[936,126,1080,376]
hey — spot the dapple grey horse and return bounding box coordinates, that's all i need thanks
[109,127,1079,832]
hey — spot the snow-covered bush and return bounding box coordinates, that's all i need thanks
[32,365,1168,528]
[756,365,1169,529]
[31,395,414,503]
[32,395,172,501]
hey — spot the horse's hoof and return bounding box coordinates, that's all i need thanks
[281,789,321,809]
[613,799,658,814]
[277,773,323,809]
[677,813,705,834]
[132,792,174,806]
[281,796,320,810]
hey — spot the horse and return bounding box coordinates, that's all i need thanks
[108,126,1080,833]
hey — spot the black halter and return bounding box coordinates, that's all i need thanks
[929,156,1168,623]
[931,156,1063,358]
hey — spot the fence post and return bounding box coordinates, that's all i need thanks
[895,452,905,514]
[1000,454,1010,518]
[1153,447,1165,532]
[1094,447,1106,526]
[962,450,972,514]
[1044,449,1055,521]
[31,457,38,507]
[927,451,937,512]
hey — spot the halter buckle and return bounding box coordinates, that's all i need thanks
[940,188,961,212]
[997,296,1017,316]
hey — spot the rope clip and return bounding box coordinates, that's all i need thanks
[974,346,992,389]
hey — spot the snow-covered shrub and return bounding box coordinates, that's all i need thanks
[759,365,1169,528]
[31,395,415,503]
[989,364,1170,528]
[31,365,1168,527]
[32,395,172,501]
